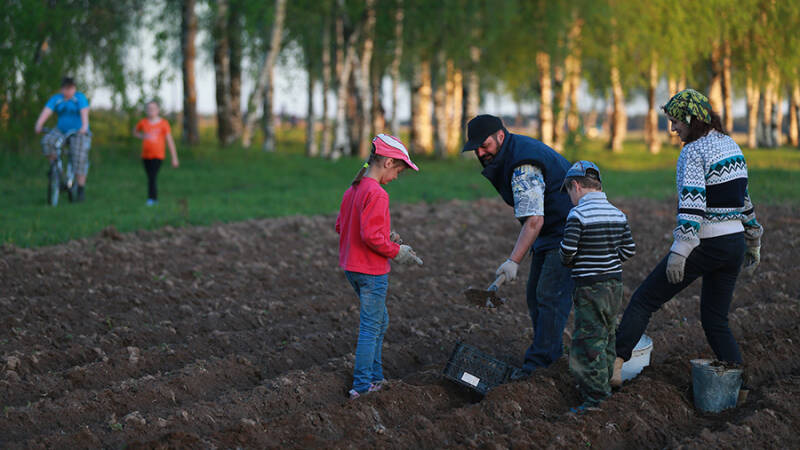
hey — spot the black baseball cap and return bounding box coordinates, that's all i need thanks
[462,114,504,152]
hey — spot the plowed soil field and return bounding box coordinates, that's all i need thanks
[1,198,798,449]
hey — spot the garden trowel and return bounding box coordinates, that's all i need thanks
[463,273,507,308]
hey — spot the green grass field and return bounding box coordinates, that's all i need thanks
[2,130,799,247]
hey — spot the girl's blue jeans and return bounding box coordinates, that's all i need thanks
[345,271,389,393]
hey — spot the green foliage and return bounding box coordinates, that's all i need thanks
[0,1,145,149]
[2,130,797,248]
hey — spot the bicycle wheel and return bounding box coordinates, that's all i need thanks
[48,162,60,206]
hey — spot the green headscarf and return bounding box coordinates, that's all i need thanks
[662,88,712,125]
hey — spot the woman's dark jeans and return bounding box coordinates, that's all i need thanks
[616,232,746,363]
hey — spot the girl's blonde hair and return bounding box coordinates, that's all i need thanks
[351,143,388,185]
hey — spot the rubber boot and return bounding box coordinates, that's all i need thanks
[610,357,624,388]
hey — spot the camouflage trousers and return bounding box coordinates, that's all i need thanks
[569,278,624,406]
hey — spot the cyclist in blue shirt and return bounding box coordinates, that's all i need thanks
[34,77,92,202]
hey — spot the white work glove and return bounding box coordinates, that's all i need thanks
[665,252,686,284]
[496,259,519,282]
[741,246,760,277]
[394,244,423,265]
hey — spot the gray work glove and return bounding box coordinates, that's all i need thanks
[741,246,760,277]
[394,244,423,265]
[666,252,686,284]
[496,259,519,282]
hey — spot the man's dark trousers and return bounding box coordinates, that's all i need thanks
[523,248,574,371]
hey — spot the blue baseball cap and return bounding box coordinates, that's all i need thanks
[561,160,602,191]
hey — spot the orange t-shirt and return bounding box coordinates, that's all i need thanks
[135,118,171,160]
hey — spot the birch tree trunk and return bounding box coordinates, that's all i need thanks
[774,92,784,147]
[608,45,626,152]
[228,7,242,138]
[445,63,463,154]
[746,77,760,148]
[566,58,581,133]
[553,64,567,152]
[432,50,447,158]
[789,82,800,147]
[181,0,199,144]
[757,88,773,147]
[410,60,433,154]
[566,19,582,133]
[305,65,318,157]
[241,0,287,148]
[213,0,234,146]
[708,42,724,116]
[465,45,481,124]
[332,27,360,159]
[772,70,783,146]
[371,60,385,134]
[646,55,661,154]
[355,0,376,158]
[536,51,553,146]
[758,67,780,148]
[667,75,686,146]
[721,40,733,132]
[320,18,333,157]
[390,1,403,135]
[261,79,276,152]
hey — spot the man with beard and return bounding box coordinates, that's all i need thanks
[462,114,574,378]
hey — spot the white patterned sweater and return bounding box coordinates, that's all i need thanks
[671,130,763,257]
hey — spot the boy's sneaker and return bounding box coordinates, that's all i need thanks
[368,380,386,392]
[610,357,624,388]
[146,199,157,206]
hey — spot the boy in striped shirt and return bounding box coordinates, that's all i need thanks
[559,161,636,412]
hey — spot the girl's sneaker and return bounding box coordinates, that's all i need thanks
[368,380,386,392]
[348,389,362,400]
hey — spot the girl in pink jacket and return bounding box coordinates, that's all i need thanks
[336,134,422,399]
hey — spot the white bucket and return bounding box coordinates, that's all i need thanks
[621,334,653,381]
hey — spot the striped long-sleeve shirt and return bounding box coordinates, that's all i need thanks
[559,192,636,285]
[672,130,763,257]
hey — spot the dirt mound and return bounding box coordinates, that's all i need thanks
[1,197,798,448]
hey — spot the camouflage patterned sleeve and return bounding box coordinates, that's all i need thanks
[511,164,545,219]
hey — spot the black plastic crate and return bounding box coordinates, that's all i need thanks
[442,342,513,395]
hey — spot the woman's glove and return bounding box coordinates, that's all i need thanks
[741,246,760,276]
[394,244,423,265]
[496,259,519,282]
[666,252,687,284]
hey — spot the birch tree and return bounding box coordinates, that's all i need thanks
[181,0,199,144]
[241,0,287,148]
[212,0,235,145]
[389,0,404,135]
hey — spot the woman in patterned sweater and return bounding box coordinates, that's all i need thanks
[610,89,763,387]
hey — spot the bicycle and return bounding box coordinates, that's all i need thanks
[41,127,80,206]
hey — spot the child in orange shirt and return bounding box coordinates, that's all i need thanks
[133,101,179,206]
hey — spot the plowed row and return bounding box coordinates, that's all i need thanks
[1,198,798,448]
